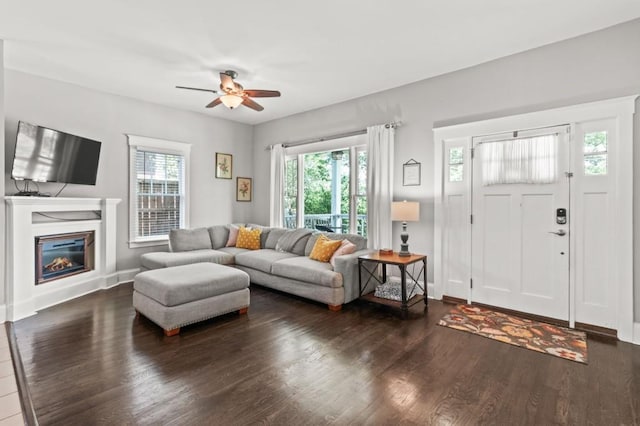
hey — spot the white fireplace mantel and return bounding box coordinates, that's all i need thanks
[5,197,121,321]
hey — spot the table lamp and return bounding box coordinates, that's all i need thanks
[391,201,420,256]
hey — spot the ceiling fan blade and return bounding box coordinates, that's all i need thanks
[243,90,281,98]
[219,72,235,92]
[176,86,217,94]
[241,97,264,111]
[206,98,222,108]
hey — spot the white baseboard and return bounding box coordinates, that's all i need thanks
[115,268,140,285]
[427,281,435,299]
[633,322,640,345]
[7,268,141,322]
[0,304,5,323]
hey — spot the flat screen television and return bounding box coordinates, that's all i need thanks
[11,121,102,186]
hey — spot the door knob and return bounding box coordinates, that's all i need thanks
[548,229,566,236]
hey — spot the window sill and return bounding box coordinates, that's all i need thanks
[128,239,169,249]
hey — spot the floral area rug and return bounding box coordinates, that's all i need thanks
[438,304,587,363]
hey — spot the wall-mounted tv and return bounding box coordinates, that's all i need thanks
[11,121,102,186]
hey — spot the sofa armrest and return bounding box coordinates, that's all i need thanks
[333,249,377,303]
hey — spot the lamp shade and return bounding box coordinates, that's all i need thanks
[391,201,420,222]
[220,94,244,109]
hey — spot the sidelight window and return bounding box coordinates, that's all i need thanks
[583,131,607,176]
[448,147,464,182]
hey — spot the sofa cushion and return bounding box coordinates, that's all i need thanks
[141,249,233,270]
[208,225,230,249]
[276,228,313,255]
[260,228,271,248]
[134,263,249,307]
[330,239,357,267]
[271,256,343,288]
[305,232,368,256]
[217,246,251,256]
[226,224,240,247]
[265,228,286,249]
[309,235,343,262]
[169,228,212,252]
[235,249,297,274]
[236,227,262,250]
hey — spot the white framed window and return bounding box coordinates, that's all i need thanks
[283,135,367,236]
[127,135,191,248]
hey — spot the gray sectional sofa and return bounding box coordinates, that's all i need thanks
[140,225,373,310]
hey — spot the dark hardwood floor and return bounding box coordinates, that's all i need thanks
[12,283,640,425]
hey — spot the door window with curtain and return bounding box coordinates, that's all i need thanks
[283,136,367,236]
[127,135,191,248]
[479,133,558,186]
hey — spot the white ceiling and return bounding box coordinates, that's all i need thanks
[2,1,640,125]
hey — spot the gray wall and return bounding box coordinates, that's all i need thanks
[4,70,254,271]
[252,19,640,316]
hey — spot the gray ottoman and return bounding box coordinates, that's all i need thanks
[133,262,250,336]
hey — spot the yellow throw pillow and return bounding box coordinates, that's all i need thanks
[309,235,343,263]
[236,227,262,250]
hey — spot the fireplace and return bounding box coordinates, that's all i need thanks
[35,231,95,285]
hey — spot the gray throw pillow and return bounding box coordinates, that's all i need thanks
[169,227,212,252]
[275,228,313,255]
[208,225,230,249]
[265,228,287,249]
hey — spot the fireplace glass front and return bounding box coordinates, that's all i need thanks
[35,231,95,284]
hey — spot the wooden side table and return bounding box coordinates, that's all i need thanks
[358,252,427,319]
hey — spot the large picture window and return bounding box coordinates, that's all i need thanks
[284,139,367,236]
[128,135,191,248]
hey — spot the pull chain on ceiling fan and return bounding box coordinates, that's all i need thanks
[176,70,281,111]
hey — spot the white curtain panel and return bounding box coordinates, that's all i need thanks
[366,124,395,249]
[269,144,286,227]
[481,134,558,186]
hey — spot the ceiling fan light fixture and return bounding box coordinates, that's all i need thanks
[220,94,243,109]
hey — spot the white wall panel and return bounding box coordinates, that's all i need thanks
[581,193,609,306]
[520,194,555,298]
[573,118,618,329]
[481,194,513,293]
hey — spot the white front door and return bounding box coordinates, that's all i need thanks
[471,127,570,320]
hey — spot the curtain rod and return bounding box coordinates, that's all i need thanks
[472,123,570,145]
[266,121,402,150]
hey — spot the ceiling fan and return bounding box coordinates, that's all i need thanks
[176,70,281,111]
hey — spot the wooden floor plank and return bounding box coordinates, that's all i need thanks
[12,283,640,425]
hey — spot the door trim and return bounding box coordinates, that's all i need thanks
[434,95,637,343]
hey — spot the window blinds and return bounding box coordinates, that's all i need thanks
[135,150,184,238]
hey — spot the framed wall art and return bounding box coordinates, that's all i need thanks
[236,177,252,202]
[215,153,232,179]
[403,158,421,186]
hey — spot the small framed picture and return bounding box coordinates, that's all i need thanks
[215,153,232,179]
[236,177,252,202]
[403,159,421,186]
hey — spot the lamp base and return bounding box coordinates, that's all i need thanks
[399,224,411,256]
[398,243,411,257]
